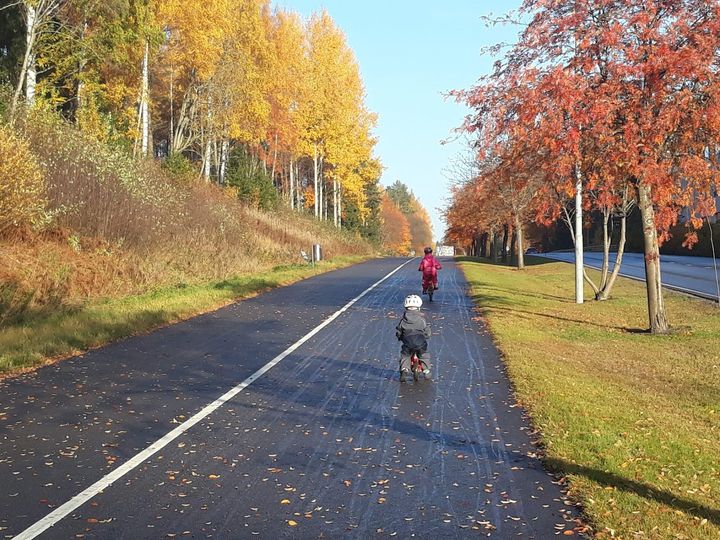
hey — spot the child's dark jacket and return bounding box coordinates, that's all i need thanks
[395,310,431,351]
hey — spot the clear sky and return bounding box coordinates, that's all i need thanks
[276,0,524,240]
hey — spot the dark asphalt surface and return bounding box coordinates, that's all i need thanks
[539,251,720,301]
[1,258,580,539]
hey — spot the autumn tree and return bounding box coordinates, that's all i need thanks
[380,192,411,255]
[455,0,720,333]
[0,0,384,241]
[385,180,433,253]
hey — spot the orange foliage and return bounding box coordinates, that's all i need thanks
[380,193,411,255]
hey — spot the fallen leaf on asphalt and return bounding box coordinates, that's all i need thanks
[287,520,298,527]
[281,499,290,504]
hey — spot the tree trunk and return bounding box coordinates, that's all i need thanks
[25,4,37,105]
[599,209,610,289]
[169,67,174,152]
[515,214,525,269]
[313,145,319,218]
[11,4,38,119]
[509,226,517,266]
[480,233,488,258]
[295,161,301,211]
[597,209,627,301]
[289,157,295,210]
[501,224,509,263]
[218,139,229,185]
[575,165,584,304]
[320,156,326,220]
[491,228,500,263]
[140,41,150,157]
[333,178,338,227]
[637,183,669,333]
[271,133,278,184]
[338,185,342,229]
[202,137,212,180]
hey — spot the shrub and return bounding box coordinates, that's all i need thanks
[226,146,279,210]
[163,151,195,179]
[0,124,47,235]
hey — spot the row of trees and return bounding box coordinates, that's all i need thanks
[446,0,720,334]
[380,180,433,255]
[1,0,382,232]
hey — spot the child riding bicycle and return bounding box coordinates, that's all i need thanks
[395,294,431,382]
[419,247,442,295]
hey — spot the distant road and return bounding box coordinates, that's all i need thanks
[538,251,720,302]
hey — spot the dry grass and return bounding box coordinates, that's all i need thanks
[0,255,368,376]
[1,111,371,322]
[459,257,719,540]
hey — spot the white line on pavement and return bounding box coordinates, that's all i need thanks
[14,258,414,540]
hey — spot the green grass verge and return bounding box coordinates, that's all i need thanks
[0,256,369,376]
[458,256,719,540]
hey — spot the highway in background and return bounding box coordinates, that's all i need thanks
[538,251,720,302]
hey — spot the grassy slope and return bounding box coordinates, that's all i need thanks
[0,256,367,377]
[459,257,719,539]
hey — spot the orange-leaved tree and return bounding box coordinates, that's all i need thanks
[380,192,411,255]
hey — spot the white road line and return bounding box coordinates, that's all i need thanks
[14,258,414,540]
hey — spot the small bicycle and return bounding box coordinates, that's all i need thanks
[410,352,431,382]
[422,278,436,302]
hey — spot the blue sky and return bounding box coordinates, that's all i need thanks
[277,0,524,239]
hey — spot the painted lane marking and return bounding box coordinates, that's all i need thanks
[14,258,414,540]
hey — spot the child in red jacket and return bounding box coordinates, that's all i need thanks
[419,247,442,294]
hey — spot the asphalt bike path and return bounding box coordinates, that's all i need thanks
[1,258,580,538]
[0,258,405,537]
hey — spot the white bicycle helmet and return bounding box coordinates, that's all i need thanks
[404,294,423,309]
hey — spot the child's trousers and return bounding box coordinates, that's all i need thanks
[399,345,430,372]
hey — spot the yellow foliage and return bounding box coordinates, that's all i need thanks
[157,0,237,84]
[0,126,47,234]
[266,9,309,154]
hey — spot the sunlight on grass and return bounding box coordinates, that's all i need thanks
[0,256,368,376]
[460,257,720,540]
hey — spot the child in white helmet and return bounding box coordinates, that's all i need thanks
[395,294,432,382]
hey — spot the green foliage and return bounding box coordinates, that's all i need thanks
[386,180,414,213]
[226,146,279,210]
[360,180,383,243]
[162,151,194,178]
